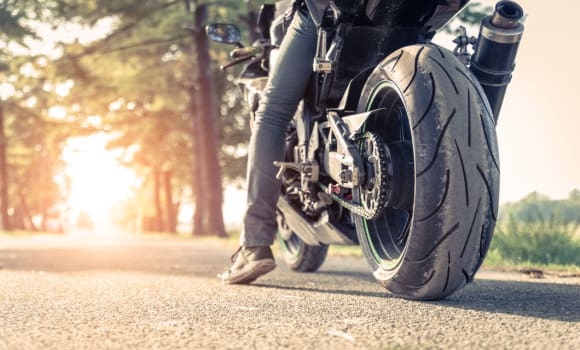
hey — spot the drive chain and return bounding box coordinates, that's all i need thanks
[320,132,388,220]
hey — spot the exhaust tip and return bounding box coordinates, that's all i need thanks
[491,1,524,29]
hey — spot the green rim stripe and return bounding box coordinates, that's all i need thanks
[277,233,301,258]
[362,81,398,270]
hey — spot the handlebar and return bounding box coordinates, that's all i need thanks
[230,46,263,59]
[221,43,274,71]
[220,55,255,70]
[220,44,269,70]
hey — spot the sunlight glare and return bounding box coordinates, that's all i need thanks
[55,80,74,97]
[177,184,246,232]
[48,106,67,120]
[63,134,138,227]
[0,83,15,100]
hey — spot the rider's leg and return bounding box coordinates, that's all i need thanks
[241,7,318,247]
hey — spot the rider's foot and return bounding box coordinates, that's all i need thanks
[218,246,276,284]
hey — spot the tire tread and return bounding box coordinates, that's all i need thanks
[355,44,500,299]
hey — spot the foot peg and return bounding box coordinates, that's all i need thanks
[274,161,319,182]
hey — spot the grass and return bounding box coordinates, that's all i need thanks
[328,244,364,257]
[483,248,580,274]
[330,216,580,274]
[485,217,580,272]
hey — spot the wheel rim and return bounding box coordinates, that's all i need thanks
[359,80,415,269]
[277,217,303,258]
[278,233,303,258]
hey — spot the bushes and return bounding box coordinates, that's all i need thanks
[489,216,580,266]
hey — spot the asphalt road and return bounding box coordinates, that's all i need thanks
[0,233,578,350]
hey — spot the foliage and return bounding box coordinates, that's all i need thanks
[489,216,580,266]
[455,2,492,28]
[442,1,492,34]
[486,191,580,268]
[0,0,81,229]
[40,0,256,233]
[499,190,580,225]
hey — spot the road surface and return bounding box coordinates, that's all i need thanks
[0,233,578,349]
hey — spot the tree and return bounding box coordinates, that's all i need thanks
[47,0,250,235]
[185,1,226,237]
[569,189,580,201]
[500,191,580,225]
[441,1,493,34]
[455,2,492,28]
[0,1,72,230]
[0,87,8,230]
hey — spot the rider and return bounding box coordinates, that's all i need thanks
[219,0,331,284]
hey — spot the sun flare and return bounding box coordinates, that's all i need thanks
[62,133,138,226]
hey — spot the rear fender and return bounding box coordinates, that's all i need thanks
[341,108,388,137]
[335,66,375,112]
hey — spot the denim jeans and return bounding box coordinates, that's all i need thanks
[240,8,318,247]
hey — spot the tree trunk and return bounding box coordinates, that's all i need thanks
[184,0,207,236]
[153,167,164,232]
[188,84,206,235]
[18,191,36,231]
[0,101,10,231]
[163,170,176,233]
[188,1,226,237]
[246,9,259,43]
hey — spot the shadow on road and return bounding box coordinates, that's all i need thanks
[317,269,376,282]
[254,270,580,323]
[251,282,391,299]
[437,278,580,323]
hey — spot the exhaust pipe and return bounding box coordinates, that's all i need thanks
[277,196,356,246]
[470,1,525,124]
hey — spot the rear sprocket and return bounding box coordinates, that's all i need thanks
[358,131,389,220]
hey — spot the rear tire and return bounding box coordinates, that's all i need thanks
[355,44,499,299]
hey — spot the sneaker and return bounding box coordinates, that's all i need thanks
[218,246,276,284]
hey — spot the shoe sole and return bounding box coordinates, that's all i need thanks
[223,259,276,285]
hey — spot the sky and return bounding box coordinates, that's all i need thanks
[500,0,580,202]
[433,0,580,203]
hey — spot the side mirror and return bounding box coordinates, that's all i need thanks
[206,23,242,46]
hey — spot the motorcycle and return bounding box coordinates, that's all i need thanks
[207,0,524,299]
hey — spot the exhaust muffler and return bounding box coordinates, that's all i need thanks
[470,1,525,123]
